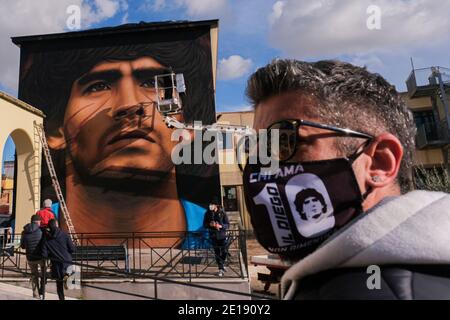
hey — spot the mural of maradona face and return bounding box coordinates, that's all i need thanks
[17,24,220,246]
[62,57,175,182]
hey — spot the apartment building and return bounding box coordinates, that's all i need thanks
[404,66,450,187]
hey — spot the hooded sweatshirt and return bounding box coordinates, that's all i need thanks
[281,190,450,300]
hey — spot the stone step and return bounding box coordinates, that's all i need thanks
[0,281,77,300]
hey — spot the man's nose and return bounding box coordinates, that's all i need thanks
[112,79,144,121]
[113,104,146,121]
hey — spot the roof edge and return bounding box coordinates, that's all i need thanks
[0,91,45,118]
[12,19,219,46]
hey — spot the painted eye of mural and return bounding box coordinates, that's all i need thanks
[84,82,111,94]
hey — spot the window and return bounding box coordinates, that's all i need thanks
[413,110,438,141]
[222,186,238,212]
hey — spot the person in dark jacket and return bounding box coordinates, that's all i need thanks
[20,214,45,299]
[41,219,75,300]
[203,202,230,276]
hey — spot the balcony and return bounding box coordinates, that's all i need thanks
[406,67,450,98]
[416,122,450,149]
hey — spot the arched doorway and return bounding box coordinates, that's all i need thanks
[1,137,16,229]
[0,91,44,235]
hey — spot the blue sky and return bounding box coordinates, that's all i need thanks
[1,0,450,161]
[2,137,15,167]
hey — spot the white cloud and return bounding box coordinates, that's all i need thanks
[218,55,253,81]
[139,0,166,12]
[350,53,384,70]
[0,0,124,93]
[82,0,122,26]
[175,0,228,17]
[138,0,231,22]
[269,1,285,26]
[119,0,129,11]
[268,0,450,58]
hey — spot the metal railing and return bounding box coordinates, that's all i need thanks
[407,66,450,97]
[416,121,450,149]
[4,248,270,300]
[0,229,248,280]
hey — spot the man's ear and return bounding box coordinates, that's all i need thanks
[364,132,403,188]
[46,127,66,150]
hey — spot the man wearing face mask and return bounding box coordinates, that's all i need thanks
[243,59,450,300]
[203,201,230,277]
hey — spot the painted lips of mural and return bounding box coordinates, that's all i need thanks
[108,129,156,145]
[103,129,157,155]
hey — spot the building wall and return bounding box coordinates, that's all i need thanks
[401,93,449,168]
[1,161,15,214]
[217,112,254,231]
[2,161,14,179]
[0,178,14,214]
[403,95,432,110]
[0,92,44,234]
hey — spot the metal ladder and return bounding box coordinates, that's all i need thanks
[34,122,78,244]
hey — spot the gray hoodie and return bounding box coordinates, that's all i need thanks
[281,190,450,299]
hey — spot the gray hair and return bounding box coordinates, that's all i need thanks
[43,199,52,208]
[246,59,416,192]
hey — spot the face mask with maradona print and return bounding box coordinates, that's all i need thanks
[242,157,369,260]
